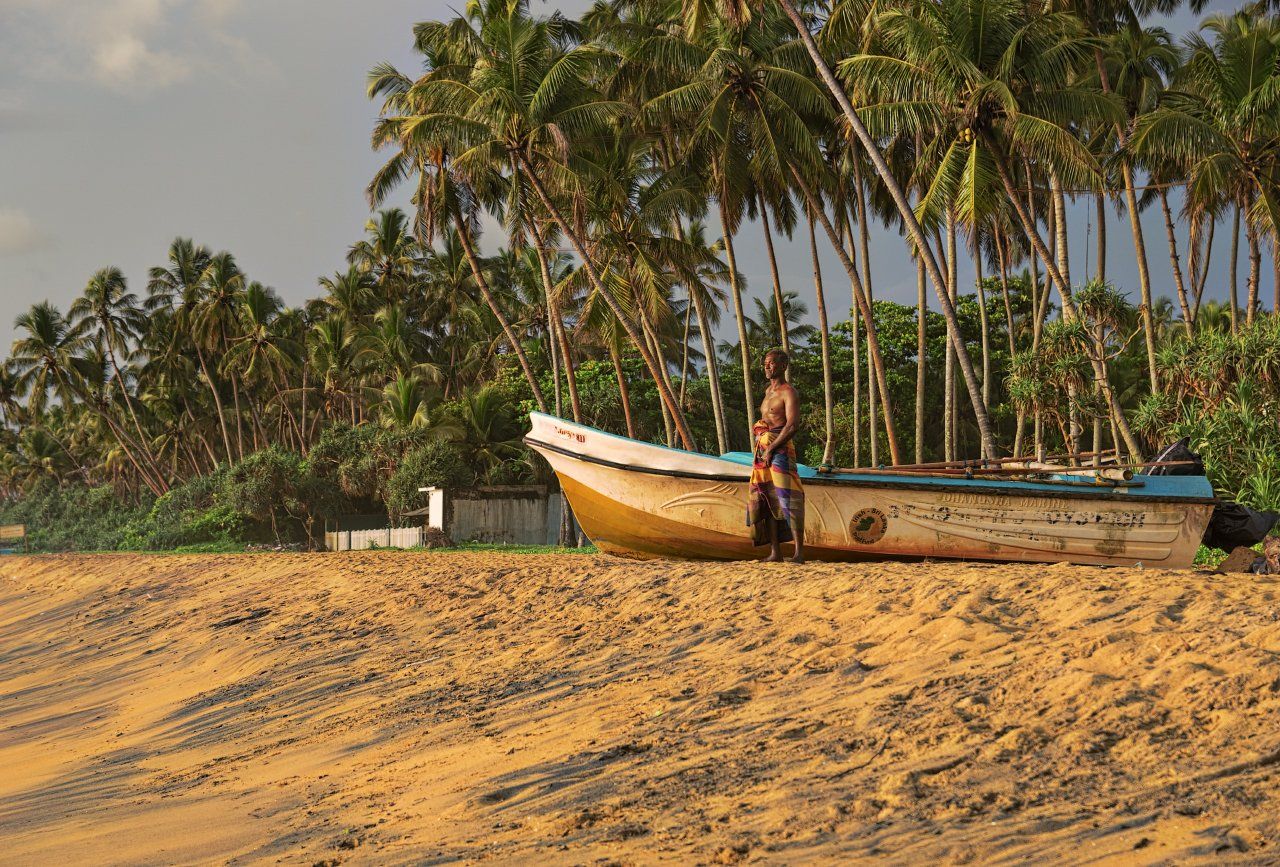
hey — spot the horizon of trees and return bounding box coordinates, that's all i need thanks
[5,0,1280,548]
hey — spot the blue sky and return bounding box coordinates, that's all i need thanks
[0,0,1243,354]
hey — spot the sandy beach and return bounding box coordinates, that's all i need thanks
[2,552,1279,864]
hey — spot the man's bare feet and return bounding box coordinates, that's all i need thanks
[789,554,805,564]
[762,552,783,562]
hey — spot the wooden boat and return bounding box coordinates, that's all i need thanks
[524,412,1217,568]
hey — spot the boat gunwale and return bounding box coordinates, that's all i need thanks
[524,436,1219,506]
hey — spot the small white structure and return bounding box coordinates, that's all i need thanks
[324,485,563,551]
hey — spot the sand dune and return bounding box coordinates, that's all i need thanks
[2,553,1279,864]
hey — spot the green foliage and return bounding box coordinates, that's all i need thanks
[119,447,340,550]
[0,482,151,552]
[1141,318,1280,511]
[384,441,474,518]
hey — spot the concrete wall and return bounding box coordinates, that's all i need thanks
[448,491,562,546]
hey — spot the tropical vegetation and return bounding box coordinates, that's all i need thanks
[5,0,1280,550]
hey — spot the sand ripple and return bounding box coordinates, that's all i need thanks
[1,553,1279,864]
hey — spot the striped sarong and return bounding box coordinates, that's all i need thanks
[748,420,805,546]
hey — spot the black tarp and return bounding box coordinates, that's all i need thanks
[1204,502,1280,551]
[1146,437,1205,476]
[1146,438,1278,549]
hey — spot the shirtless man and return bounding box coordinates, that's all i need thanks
[749,350,806,563]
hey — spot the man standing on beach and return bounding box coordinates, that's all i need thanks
[749,349,806,562]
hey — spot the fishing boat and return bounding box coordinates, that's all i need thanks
[524,412,1217,568]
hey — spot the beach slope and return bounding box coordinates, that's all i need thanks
[2,553,1279,863]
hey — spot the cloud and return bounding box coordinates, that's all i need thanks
[0,0,251,92]
[0,209,47,255]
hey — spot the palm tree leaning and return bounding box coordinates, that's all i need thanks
[10,302,166,495]
[407,2,695,447]
[367,51,550,415]
[757,0,999,459]
[840,0,1145,458]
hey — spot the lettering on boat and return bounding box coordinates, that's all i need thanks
[849,508,887,544]
[553,425,586,444]
[935,493,1076,510]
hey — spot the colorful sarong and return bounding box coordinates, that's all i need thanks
[747,420,805,546]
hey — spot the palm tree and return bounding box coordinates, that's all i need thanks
[746,0,999,459]
[10,302,164,495]
[221,284,304,451]
[191,251,250,460]
[406,1,694,446]
[147,238,236,463]
[348,209,421,306]
[645,6,902,459]
[366,40,550,415]
[1131,13,1280,326]
[842,0,1146,458]
[68,267,166,486]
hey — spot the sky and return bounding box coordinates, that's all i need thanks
[0,0,1240,356]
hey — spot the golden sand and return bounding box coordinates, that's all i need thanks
[2,552,1279,864]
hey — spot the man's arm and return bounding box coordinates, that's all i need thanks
[765,388,801,457]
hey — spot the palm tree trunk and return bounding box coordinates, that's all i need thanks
[842,220,862,467]
[1053,175,1081,456]
[996,231,1024,457]
[196,346,233,463]
[867,308,879,466]
[915,258,926,464]
[518,155,695,449]
[547,304,561,417]
[759,192,790,353]
[1230,203,1241,332]
[229,368,246,460]
[944,209,957,463]
[104,340,169,490]
[63,379,164,495]
[1246,208,1262,326]
[776,0,996,460]
[639,305,676,448]
[854,160,874,298]
[1095,192,1107,282]
[976,247,990,411]
[608,341,636,439]
[1273,229,1280,313]
[853,161,880,464]
[717,200,756,440]
[692,290,729,454]
[980,130,1144,461]
[454,217,549,414]
[530,221,582,422]
[1157,188,1194,336]
[300,366,309,453]
[679,295,693,406]
[1195,212,1214,319]
[1118,161,1159,393]
[789,166,902,464]
[806,206,836,466]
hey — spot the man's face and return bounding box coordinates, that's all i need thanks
[764,355,783,379]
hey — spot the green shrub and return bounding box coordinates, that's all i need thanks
[0,482,151,552]
[384,441,473,518]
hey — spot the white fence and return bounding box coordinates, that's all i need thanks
[326,526,424,551]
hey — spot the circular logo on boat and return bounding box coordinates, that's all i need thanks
[849,508,888,544]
